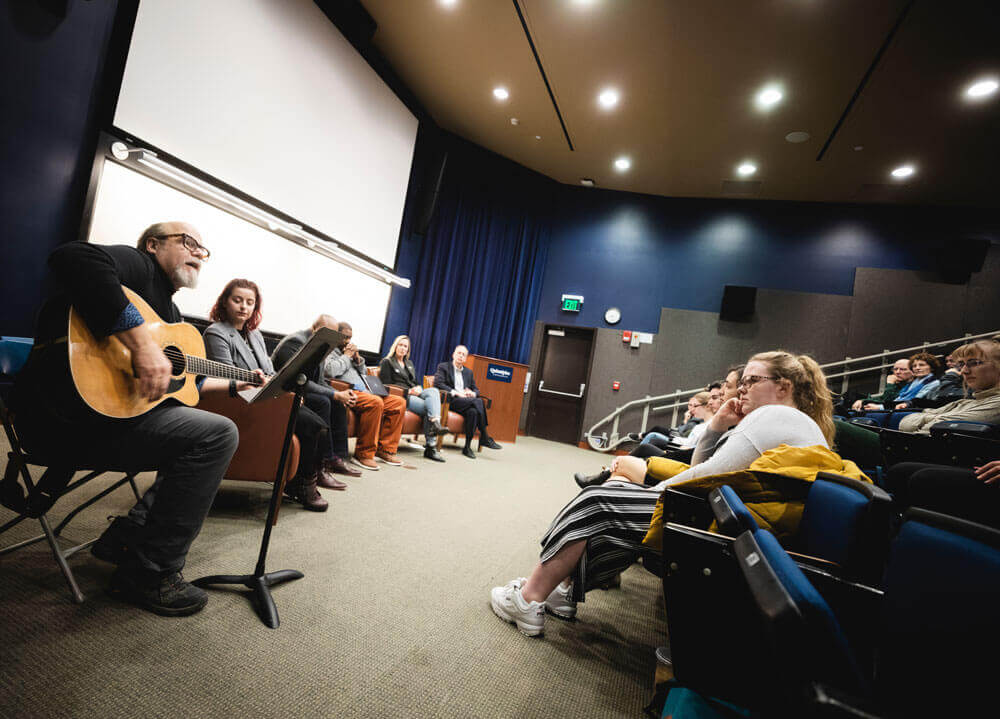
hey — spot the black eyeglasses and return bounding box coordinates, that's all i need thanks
[737,375,777,391]
[155,233,210,259]
[954,359,986,370]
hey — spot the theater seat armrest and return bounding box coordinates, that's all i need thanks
[385,383,406,398]
[479,394,492,409]
[327,378,352,392]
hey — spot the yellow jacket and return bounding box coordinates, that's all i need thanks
[641,444,870,549]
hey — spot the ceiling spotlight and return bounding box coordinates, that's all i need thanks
[535,135,541,140]
[755,84,784,110]
[614,156,631,172]
[437,0,458,7]
[784,131,810,144]
[737,162,757,177]
[510,117,519,125]
[965,77,999,100]
[580,178,595,187]
[598,88,620,110]
[854,145,864,152]
[890,164,915,179]
[493,86,509,101]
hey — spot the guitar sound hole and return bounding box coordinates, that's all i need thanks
[163,345,186,376]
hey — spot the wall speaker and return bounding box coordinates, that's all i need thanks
[720,285,757,321]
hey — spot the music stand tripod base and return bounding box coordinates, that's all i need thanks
[193,371,313,628]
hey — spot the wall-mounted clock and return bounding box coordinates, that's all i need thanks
[604,307,621,325]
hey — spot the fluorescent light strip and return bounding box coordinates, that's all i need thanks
[130,148,410,288]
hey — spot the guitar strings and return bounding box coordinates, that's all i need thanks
[161,346,263,385]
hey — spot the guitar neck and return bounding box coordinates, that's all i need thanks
[184,355,264,385]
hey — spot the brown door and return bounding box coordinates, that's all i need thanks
[527,326,594,444]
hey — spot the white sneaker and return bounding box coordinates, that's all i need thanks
[544,581,577,620]
[490,579,544,637]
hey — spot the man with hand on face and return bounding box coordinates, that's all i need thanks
[10,222,246,617]
[434,345,501,459]
[321,321,406,470]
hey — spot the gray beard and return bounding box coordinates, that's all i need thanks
[172,265,199,289]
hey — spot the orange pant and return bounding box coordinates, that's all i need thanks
[352,392,405,459]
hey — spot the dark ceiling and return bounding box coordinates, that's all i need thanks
[362,0,1000,207]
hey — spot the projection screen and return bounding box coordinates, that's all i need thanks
[113,0,418,269]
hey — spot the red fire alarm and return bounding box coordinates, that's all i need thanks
[622,331,632,343]
[612,381,621,391]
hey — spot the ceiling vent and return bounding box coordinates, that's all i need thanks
[720,180,762,197]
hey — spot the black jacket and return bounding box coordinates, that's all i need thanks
[14,243,180,417]
[433,362,478,397]
[378,356,420,390]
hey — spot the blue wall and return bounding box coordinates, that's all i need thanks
[537,186,1000,333]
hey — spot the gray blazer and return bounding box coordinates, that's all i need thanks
[203,321,275,375]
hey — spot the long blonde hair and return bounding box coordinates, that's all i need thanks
[384,335,411,364]
[748,350,835,446]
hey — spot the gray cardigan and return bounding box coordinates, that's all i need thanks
[203,321,275,374]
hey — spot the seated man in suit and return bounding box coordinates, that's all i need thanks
[10,222,243,616]
[434,345,502,459]
[271,314,362,486]
[321,321,406,470]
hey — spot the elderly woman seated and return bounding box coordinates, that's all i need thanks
[491,350,841,637]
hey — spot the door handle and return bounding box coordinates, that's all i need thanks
[538,381,586,398]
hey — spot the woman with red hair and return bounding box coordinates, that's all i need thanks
[204,279,331,512]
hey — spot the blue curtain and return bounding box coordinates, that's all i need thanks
[403,136,552,377]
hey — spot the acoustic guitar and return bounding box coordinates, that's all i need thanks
[68,286,263,419]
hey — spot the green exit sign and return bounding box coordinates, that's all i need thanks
[561,294,583,312]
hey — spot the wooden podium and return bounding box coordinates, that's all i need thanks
[467,354,528,444]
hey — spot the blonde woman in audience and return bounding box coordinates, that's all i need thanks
[493,351,835,637]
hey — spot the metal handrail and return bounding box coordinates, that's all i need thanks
[585,328,998,451]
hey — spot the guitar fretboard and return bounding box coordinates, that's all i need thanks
[163,348,264,386]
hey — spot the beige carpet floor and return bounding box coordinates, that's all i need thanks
[0,435,666,719]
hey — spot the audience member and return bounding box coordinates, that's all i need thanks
[851,358,912,411]
[433,345,501,459]
[491,351,834,637]
[204,279,331,511]
[892,352,942,409]
[898,340,1000,432]
[11,223,241,616]
[271,315,362,485]
[916,352,966,406]
[378,335,445,463]
[323,322,406,470]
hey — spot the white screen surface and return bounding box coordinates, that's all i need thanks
[88,161,390,350]
[114,0,418,268]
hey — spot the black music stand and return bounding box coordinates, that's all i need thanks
[193,327,343,628]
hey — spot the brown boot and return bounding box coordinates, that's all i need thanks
[285,472,328,512]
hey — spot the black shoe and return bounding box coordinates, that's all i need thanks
[108,568,208,617]
[462,446,477,460]
[574,469,611,489]
[91,516,138,564]
[480,437,502,450]
[428,419,444,437]
[424,447,446,462]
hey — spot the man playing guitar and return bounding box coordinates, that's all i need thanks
[11,222,253,616]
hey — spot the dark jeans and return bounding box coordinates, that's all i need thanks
[449,395,489,445]
[303,380,349,459]
[887,462,1000,528]
[291,402,328,478]
[14,402,239,574]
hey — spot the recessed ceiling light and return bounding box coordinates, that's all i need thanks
[598,88,620,110]
[755,84,784,110]
[854,145,864,152]
[736,162,757,177]
[890,164,916,179]
[614,156,631,172]
[965,77,999,100]
[785,131,810,143]
[535,135,541,140]
[437,0,458,8]
[580,178,595,186]
[510,117,519,125]
[493,86,509,101]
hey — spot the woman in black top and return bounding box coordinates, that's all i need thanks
[378,335,445,462]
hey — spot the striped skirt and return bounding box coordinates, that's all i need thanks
[539,481,661,599]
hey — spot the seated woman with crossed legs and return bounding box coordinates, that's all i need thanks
[491,351,835,637]
[203,279,331,512]
[378,335,446,463]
